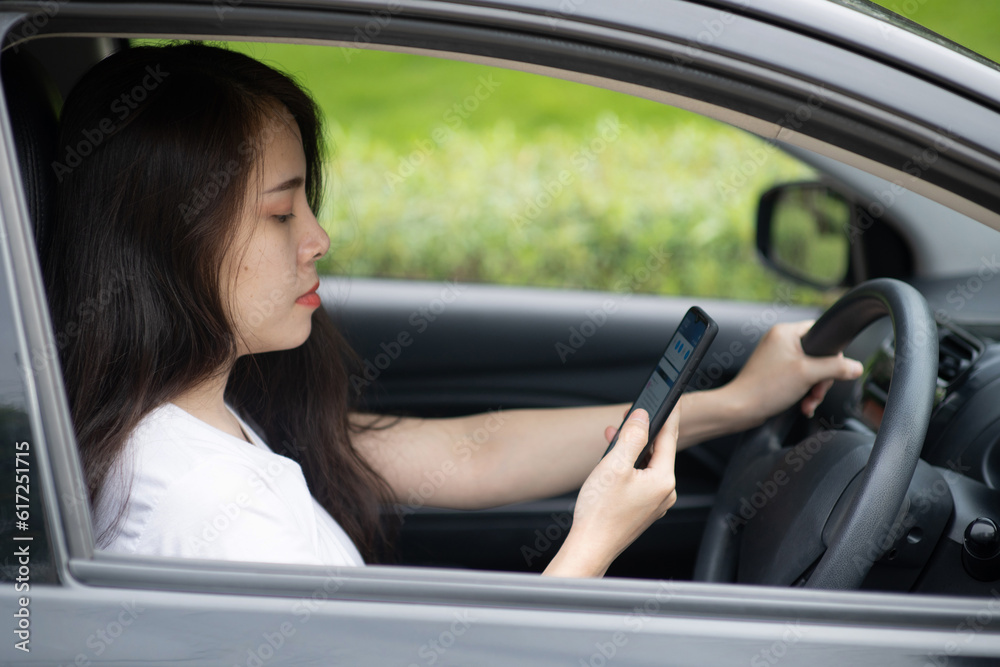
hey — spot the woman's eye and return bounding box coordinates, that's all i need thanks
[274,213,294,224]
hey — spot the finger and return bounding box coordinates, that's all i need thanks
[802,396,818,419]
[646,405,680,471]
[842,356,865,378]
[807,353,864,382]
[800,379,833,417]
[656,488,679,518]
[610,409,650,464]
[604,425,617,443]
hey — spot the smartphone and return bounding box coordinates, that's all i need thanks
[604,306,718,468]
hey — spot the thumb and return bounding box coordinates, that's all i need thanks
[609,409,650,466]
[646,404,680,470]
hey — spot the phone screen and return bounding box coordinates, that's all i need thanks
[604,307,717,468]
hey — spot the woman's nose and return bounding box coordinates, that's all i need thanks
[301,206,330,262]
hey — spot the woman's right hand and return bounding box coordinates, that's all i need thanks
[542,407,680,577]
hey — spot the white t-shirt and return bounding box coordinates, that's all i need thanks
[93,402,365,567]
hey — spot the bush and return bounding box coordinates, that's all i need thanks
[319,114,825,303]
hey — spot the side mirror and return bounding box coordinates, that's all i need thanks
[756,182,852,290]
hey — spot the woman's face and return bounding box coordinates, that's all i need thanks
[225,116,330,357]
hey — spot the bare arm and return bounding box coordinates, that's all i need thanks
[351,384,757,511]
[351,320,863,513]
[350,404,623,511]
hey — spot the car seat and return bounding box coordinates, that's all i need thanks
[1,48,60,247]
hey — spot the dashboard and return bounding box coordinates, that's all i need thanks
[841,317,1000,593]
[859,320,1000,485]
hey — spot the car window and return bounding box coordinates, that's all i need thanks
[212,42,829,306]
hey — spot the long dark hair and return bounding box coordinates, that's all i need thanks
[42,42,395,562]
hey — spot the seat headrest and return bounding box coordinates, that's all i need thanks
[2,50,61,247]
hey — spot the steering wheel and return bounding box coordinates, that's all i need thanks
[693,278,938,589]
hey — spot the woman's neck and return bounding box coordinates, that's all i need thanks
[170,370,249,442]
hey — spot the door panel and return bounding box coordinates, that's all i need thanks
[324,278,819,412]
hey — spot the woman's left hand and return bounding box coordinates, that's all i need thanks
[723,320,864,424]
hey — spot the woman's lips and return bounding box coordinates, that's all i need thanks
[296,281,321,308]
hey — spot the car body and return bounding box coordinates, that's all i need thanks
[3,0,1000,664]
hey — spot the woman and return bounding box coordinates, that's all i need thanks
[43,43,862,577]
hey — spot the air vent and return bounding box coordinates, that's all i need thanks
[938,325,984,385]
[857,321,984,431]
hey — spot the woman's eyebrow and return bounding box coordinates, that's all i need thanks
[263,176,304,195]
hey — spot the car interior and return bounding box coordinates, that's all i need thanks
[7,30,1000,599]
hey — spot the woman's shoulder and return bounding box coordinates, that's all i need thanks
[124,403,276,469]
[114,402,307,501]
[97,403,313,555]
[98,403,297,514]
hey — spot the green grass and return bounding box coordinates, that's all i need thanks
[871,0,1000,63]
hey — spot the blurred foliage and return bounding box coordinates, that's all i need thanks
[320,116,817,300]
[158,3,992,306]
[221,42,825,304]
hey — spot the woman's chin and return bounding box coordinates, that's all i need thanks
[243,326,313,356]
